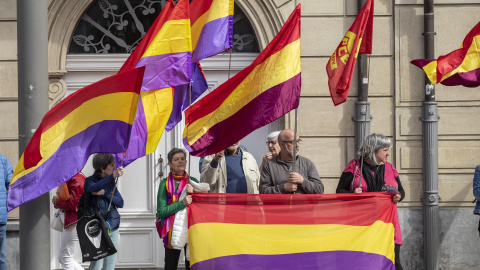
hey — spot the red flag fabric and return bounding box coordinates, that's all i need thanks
[326,0,374,106]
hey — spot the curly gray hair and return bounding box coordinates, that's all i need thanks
[358,133,391,165]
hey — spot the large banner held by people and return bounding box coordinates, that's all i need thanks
[326,0,374,106]
[7,67,145,211]
[188,193,396,270]
[183,4,301,157]
[411,21,480,87]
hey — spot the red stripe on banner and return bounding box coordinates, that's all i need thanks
[184,6,301,124]
[188,193,396,227]
[190,0,214,24]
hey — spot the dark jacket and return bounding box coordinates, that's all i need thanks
[84,172,124,230]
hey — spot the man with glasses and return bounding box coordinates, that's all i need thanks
[201,141,260,194]
[259,129,324,194]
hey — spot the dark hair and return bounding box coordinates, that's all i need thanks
[167,148,187,163]
[92,153,115,173]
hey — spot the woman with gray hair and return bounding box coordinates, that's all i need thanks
[259,131,281,173]
[336,133,405,270]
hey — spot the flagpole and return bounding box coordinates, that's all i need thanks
[292,108,298,172]
[228,49,232,79]
[107,152,126,214]
[187,82,192,178]
[355,56,371,189]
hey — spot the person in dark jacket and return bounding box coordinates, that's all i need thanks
[85,153,124,270]
[0,154,12,270]
[52,173,85,270]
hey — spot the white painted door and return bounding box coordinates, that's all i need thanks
[51,53,280,269]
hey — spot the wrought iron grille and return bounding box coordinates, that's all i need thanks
[69,0,259,54]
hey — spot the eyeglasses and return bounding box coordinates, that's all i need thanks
[266,141,278,145]
[281,139,302,145]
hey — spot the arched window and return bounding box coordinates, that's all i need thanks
[68,0,259,54]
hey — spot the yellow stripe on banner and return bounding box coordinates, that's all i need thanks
[11,155,25,185]
[188,220,395,266]
[422,60,438,84]
[142,88,173,155]
[186,39,301,145]
[11,92,138,184]
[142,19,192,58]
[440,35,480,83]
[191,0,234,49]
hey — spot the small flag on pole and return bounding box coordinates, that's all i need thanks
[326,0,374,106]
[411,21,480,87]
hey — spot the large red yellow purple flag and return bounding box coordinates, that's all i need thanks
[116,0,191,166]
[182,4,301,156]
[188,193,396,269]
[326,0,374,106]
[7,67,145,211]
[165,0,234,131]
[411,21,480,87]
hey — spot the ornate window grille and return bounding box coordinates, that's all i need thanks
[69,0,259,54]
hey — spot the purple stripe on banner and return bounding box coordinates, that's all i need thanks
[166,63,208,131]
[8,120,132,211]
[410,58,435,68]
[441,67,480,87]
[115,98,148,167]
[191,250,395,270]
[192,16,233,63]
[136,52,192,91]
[186,73,301,156]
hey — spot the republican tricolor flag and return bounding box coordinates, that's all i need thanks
[188,193,397,269]
[326,0,374,106]
[8,67,145,211]
[165,0,234,131]
[116,0,192,167]
[411,21,480,87]
[183,4,301,156]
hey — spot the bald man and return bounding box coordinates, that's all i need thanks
[259,129,324,194]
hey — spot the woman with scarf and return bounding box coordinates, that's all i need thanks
[336,133,405,270]
[157,148,198,270]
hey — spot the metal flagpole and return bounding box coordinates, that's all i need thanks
[356,56,371,189]
[187,82,192,178]
[107,152,126,214]
[292,108,298,172]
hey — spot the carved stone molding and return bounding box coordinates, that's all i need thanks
[48,0,96,74]
[48,77,67,109]
[236,0,288,49]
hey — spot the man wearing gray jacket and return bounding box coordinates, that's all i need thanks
[201,141,260,194]
[259,129,324,194]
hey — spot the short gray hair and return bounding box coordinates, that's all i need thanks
[267,131,280,140]
[167,148,187,163]
[358,133,391,165]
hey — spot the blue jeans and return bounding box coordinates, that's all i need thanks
[0,224,5,270]
[88,229,118,270]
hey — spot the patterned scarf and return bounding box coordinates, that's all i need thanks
[161,171,188,248]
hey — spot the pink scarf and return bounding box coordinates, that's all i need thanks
[160,171,188,248]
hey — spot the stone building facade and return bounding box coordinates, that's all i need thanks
[1,0,480,269]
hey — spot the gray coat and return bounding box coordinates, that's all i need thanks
[259,154,324,194]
